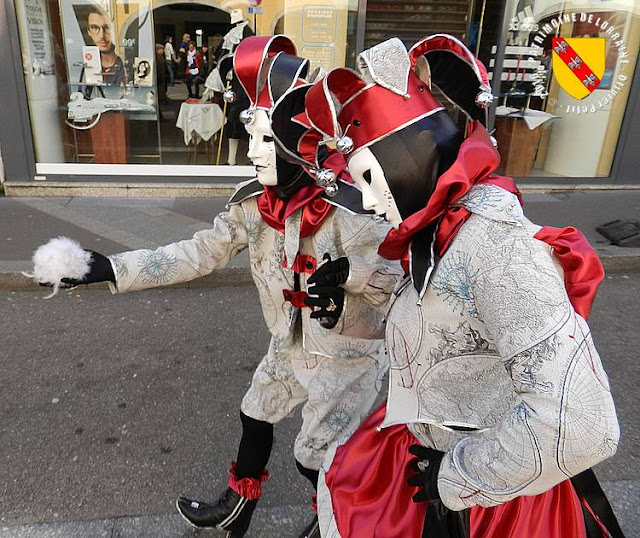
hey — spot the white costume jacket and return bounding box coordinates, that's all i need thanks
[387,184,619,510]
[107,179,400,360]
[318,183,619,531]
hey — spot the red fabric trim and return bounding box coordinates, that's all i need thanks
[311,492,318,514]
[434,176,523,258]
[305,69,367,139]
[227,462,269,500]
[326,404,426,538]
[534,226,604,320]
[257,186,333,238]
[409,35,477,70]
[283,289,311,309]
[298,129,323,170]
[288,254,317,274]
[579,495,611,537]
[326,404,589,538]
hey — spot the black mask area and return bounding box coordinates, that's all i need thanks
[271,84,322,201]
[274,154,313,200]
[366,110,462,219]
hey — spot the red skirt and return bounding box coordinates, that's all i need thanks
[325,403,596,538]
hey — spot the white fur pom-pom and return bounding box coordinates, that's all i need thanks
[22,237,92,298]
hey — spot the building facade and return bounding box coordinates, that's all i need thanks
[1,0,639,192]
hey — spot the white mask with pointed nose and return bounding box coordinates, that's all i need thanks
[245,109,278,186]
[347,148,403,228]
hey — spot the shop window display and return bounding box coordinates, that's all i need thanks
[13,0,358,172]
[487,0,639,178]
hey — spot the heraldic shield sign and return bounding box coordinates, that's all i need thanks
[552,37,606,100]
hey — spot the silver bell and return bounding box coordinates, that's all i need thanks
[336,136,354,154]
[239,109,255,125]
[315,168,336,188]
[223,89,237,103]
[324,183,339,197]
[475,91,494,109]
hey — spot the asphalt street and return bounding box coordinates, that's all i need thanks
[0,273,638,537]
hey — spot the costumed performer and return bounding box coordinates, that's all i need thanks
[27,35,401,538]
[302,35,623,538]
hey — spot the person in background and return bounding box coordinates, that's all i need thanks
[177,33,191,81]
[200,44,210,79]
[179,33,191,54]
[155,42,167,105]
[164,35,176,85]
[184,41,202,99]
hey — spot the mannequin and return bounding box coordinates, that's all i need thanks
[215,9,253,165]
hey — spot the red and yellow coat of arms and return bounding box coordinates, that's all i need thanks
[551,37,605,100]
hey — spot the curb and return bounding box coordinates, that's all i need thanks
[2,181,240,198]
[0,267,254,292]
[1,251,638,292]
[4,181,640,199]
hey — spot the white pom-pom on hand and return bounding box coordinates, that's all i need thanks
[22,237,92,298]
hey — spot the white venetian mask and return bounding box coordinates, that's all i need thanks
[347,147,403,228]
[245,109,278,186]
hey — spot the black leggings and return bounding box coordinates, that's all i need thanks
[235,412,319,490]
[235,411,273,479]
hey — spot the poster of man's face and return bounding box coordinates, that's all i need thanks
[61,0,151,86]
[60,0,156,117]
[85,8,115,53]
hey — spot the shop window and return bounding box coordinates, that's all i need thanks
[488,1,639,178]
[13,0,357,172]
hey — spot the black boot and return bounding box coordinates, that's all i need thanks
[177,462,268,537]
[176,488,258,537]
[298,513,320,538]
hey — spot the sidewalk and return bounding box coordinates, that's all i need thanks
[1,189,639,291]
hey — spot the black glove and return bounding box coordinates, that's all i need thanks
[409,445,470,538]
[307,254,350,288]
[61,251,115,286]
[304,285,345,329]
[407,445,445,503]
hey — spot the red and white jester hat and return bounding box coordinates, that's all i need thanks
[231,35,309,124]
[304,34,493,157]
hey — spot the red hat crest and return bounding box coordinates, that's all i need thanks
[304,35,493,158]
[233,35,298,111]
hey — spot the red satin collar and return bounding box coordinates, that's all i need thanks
[378,122,521,263]
[257,184,333,238]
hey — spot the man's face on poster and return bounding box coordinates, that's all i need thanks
[87,12,113,52]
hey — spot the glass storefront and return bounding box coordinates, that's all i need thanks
[12,0,358,175]
[488,0,639,178]
[7,0,640,181]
